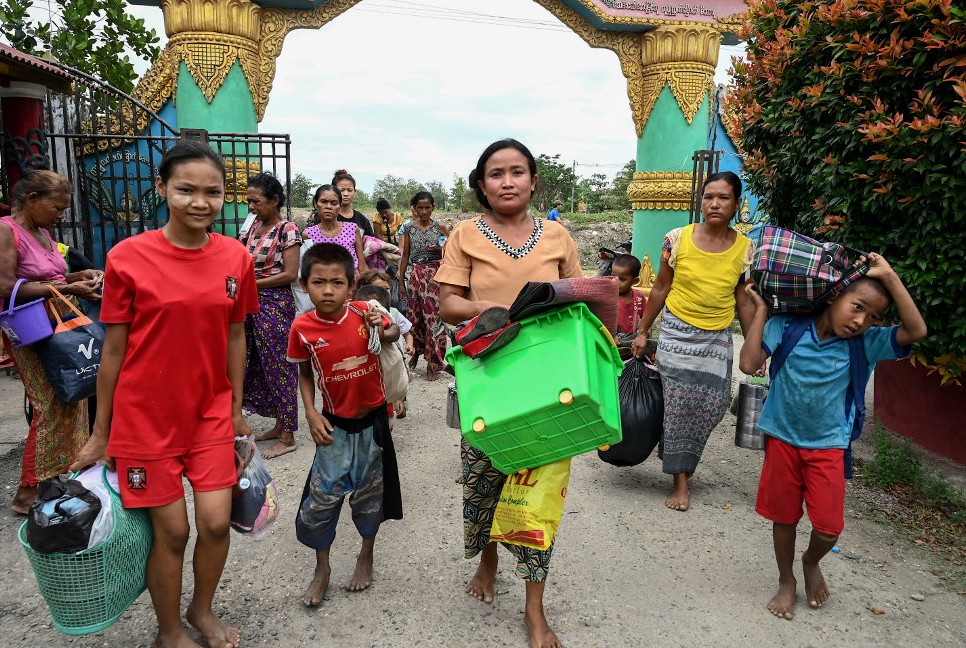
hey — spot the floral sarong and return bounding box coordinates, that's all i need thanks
[4,291,88,486]
[407,260,446,373]
[243,286,298,432]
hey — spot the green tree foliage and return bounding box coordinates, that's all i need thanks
[353,188,373,212]
[0,0,160,93]
[533,154,576,211]
[611,160,635,211]
[289,173,314,209]
[732,0,966,376]
[451,174,478,213]
[372,174,426,212]
[425,180,448,210]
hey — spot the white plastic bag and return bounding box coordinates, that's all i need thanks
[231,437,279,537]
[362,300,410,403]
[74,463,117,549]
[291,240,315,314]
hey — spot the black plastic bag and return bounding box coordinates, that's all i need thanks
[599,357,664,467]
[27,476,102,554]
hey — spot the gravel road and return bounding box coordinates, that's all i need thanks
[1,352,964,647]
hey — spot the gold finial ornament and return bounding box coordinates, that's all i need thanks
[634,254,658,297]
[224,158,260,203]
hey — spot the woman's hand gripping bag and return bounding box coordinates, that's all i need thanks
[490,458,571,551]
[231,437,279,537]
[598,357,664,467]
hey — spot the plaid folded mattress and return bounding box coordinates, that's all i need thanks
[752,226,868,313]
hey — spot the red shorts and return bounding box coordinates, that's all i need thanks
[755,436,845,536]
[114,442,236,509]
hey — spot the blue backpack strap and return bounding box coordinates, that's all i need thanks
[768,316,812,381]
[843,335,870,479]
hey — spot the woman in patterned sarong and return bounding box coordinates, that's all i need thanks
[437,139,583,648]
[0,171,103,513]
[631,171,757,512]
[398,191,449,381]
[240,172,301,459]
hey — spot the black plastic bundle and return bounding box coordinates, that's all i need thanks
[599,357,664,467]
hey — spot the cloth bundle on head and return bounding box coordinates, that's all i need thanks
[362,235,401,271]
[508,276,619,334]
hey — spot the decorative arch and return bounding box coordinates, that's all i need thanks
[130,0,740,137]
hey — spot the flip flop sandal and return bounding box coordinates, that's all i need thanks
[459,321,521,359]
[455,307,511,346]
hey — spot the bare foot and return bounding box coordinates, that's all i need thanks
[260,434,296,460]
[767,577,797,620]
[185,606,241,648]
[151,629,204,648]
[665,474,689,511]
[346,546,374,592]
[426,369,440,382]
[302,565,331,607]
[465,551,497,604]
[803,555,831,608]
[525,608,562,648]
[11,485,38,515]
[253,424,282,443]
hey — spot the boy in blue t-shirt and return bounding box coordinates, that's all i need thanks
[739,252,926,621]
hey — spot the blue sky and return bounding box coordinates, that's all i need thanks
[127,0,743,194]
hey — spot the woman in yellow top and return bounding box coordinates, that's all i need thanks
[437,139,582,648]
[372,197,404,245]
[631,171,756,512]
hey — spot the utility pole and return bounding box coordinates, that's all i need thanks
[570,159,576,213]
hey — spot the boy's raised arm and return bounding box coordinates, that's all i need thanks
[739,283,770,375]
[866,253,927,347]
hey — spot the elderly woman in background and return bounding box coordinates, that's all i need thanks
[240,172,301,459]
[0,170,102,513]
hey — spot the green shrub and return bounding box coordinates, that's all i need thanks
[732,0,966,376]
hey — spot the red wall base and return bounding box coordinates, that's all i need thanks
[874,360,966,466]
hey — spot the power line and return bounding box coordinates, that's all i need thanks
[357,1,571,32]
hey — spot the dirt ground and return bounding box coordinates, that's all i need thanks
[2,342,965,647]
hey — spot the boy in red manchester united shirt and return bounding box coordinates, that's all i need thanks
[287,243,401,607]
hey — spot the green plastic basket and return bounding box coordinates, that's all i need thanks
[446,302,623,474]
[18,467,154,635]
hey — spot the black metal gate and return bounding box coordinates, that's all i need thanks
[1,61,291,267]
[689,149,722,224]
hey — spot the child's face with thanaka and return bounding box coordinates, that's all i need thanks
[612,263,636,297]
[302,261,351,319]
[157,159,224,233]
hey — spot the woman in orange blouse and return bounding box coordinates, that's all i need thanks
[436,138,581,648]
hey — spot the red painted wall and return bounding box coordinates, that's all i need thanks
[874,360,966,466]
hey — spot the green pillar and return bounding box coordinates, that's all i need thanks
[175,61,257,144]
[631,87,711,268]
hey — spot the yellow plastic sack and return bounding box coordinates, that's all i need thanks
[490,458,571,551]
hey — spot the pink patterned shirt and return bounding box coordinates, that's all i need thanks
[304,221,360,268]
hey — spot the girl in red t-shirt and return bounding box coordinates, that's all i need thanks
[72,141,258,648]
